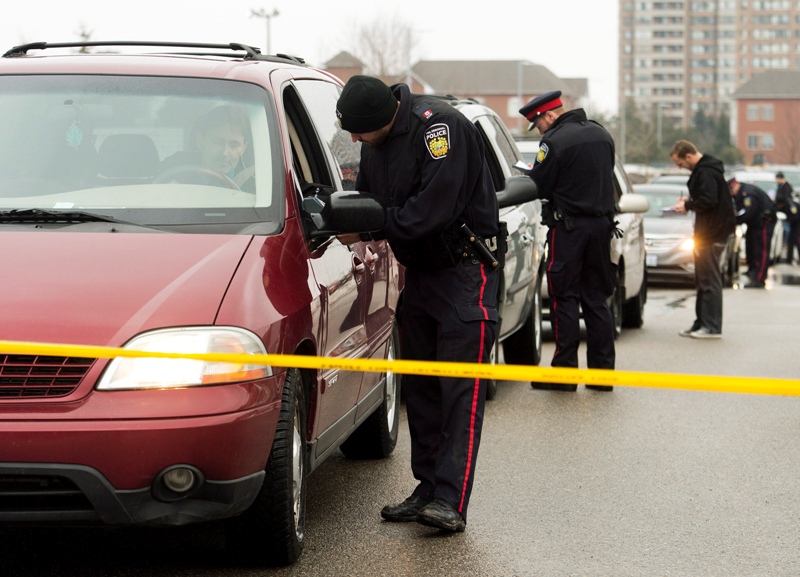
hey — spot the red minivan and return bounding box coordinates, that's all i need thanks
[0,41,402,566]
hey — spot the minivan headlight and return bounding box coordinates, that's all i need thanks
[97,327,271,390]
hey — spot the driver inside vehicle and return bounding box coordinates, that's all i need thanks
[160,104,255,191]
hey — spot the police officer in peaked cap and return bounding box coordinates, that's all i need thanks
[336,75,503,533]
[519,90,618,391]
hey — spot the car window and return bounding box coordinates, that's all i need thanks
[293,80,361,191]
[474,121,505,192]
[482,115,525,177]
[641,193,691,217]
[0,75,283,232]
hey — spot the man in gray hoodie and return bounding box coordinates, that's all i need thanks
[669,140,736,339]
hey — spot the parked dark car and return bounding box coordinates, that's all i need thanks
[0,41,404,566]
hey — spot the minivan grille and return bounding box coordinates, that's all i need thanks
[0,474,95,517]
[0,355,94,398]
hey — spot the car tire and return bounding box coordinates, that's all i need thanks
[622,269,646,329]
[502,275,543,367]
[226,368,307,567]
[340,321,401,459]
[609,266,623,339]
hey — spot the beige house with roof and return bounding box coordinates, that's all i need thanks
[324,52,588,137]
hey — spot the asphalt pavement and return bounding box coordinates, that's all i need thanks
[2,265,799,577]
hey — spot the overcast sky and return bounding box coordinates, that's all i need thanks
[1,0,619,114]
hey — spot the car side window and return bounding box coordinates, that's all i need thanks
[483,116,525,177]
[283,85,333,189]
[293,80,361,191]
[474,121,505,193]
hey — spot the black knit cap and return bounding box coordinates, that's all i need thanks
[336,75,398,133]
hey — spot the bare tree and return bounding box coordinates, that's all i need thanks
[74,23,93,53]
[348,15,418,81]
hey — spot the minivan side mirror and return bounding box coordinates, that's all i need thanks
[308,191,386,238]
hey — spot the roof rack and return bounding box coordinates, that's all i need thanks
[2,40,305,64]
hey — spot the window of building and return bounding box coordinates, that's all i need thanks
[747,104,760,120]
[762,134,774,149]
[747,135,760,149]
[762,104,774,120]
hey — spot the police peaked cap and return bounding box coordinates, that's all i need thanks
[519,90,563,131]
[336,75,399,134]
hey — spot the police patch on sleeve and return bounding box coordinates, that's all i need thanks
[424,123,450,160]
[537,142,549,163]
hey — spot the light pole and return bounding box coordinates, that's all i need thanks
[251,8,279,55]
[656,103,668,151]
[516,61,533,135]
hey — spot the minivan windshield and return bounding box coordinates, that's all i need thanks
[0,75,283,233]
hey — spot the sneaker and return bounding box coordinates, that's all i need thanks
[744,281,765,289]
[678,328,695,337]
[689,328,721,339]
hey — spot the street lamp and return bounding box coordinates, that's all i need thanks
[516,61,534,135]
[656,103,667,150]
[251,8,279,55]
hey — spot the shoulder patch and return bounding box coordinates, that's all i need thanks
[413,103,438,121]
[537,142,549,163]
[424,123,450,160]
[743,197,753,208]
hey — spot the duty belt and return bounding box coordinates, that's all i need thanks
[459,223,499,268]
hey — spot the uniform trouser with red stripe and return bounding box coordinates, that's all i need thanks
[400,261,499,522]
[545,216,617,370]
[745,221,774,283]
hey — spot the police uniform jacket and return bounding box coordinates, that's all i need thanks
[685,154,736,243]
[775,181,800,223]
[354,84,498,270]
[530,108,616,217]
[734,182,777,228]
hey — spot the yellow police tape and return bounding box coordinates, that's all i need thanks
[1,339,799,397]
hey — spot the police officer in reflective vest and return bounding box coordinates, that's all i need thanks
[518,91,618,391]
[336,75,502,532]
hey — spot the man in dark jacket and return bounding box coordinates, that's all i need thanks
[518,90,618,391]
[775,172,800,264]
[728,178,777,288]
[336,75,501,533]
[670,140,736,338]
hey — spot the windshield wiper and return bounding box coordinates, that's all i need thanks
[0,209,129,224]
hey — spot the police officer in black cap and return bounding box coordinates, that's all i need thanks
[728,177,777,288]
[336,75,502,533]
[518,91,618,391]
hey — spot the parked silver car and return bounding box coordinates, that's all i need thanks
[635,183,741,287]
[446,99,545,398]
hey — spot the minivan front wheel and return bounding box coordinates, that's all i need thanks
[226,368,307,567]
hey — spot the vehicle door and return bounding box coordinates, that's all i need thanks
[472,112,541,340]
[291,78,395,407]
[281,79,366,450]
[613,159,646,295]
